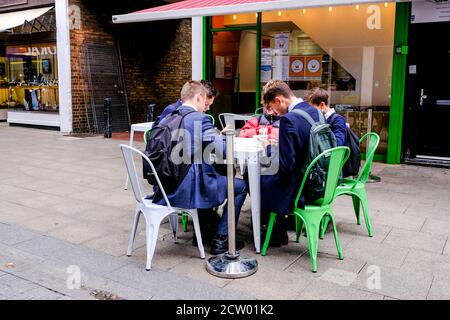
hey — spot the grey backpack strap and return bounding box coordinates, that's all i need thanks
[292,109,316,126]
[317,108,326,124]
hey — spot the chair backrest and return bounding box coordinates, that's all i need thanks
[357,132,380,184]
[119,144,172,209]
[254,107,264,115]
[218,113,253,130]
[294,146,350,208]
[206,113,215,125]
[143,127,152,145]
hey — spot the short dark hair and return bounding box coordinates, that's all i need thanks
[200,80,218,98]
[262,80,293,105]
[307,87,329,106]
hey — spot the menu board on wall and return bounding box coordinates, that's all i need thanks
[215,56,225,79]
[411,0,450,23]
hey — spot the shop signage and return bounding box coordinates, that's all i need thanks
[289,56,305,80]
[274,32,289,55]
[6,46,57,56]
[0,0,28,9]
[411,0,450,23]
[289,55,322,81]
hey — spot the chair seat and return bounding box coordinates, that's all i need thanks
[336,179,364,195]
[294,203,331,214]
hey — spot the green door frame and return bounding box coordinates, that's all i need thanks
[387,2,410,164]
[202,15,262,111]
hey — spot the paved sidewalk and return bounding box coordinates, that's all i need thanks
[1,123,450,300]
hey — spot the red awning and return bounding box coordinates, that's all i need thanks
[112,0,384,24]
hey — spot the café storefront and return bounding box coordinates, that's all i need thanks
[113,0,409,164]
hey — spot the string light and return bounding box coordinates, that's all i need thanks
[278,11,282,16]
[255,13,258,18]
[233,14,237,20]
[355,4,360,10]
[328,6,333,12]
[384,2,388,7]
[302,9,306,14]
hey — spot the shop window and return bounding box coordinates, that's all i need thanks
[221,3,396,155]
[0,8,58,115]
[4,43,58,112]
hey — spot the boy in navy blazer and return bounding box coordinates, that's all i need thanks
[152,81,247,254]
[307,87,347,147]
[153,80,218,127]
[260,80,322,246]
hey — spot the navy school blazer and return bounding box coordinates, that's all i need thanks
[327,111,347,147]
[261,101,321,215]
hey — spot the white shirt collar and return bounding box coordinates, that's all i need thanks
[288,97,303,113]
[182,103,197,111]
[324,108,335,120]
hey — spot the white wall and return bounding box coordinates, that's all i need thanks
[192,17,203,80]
[56,0,72,133]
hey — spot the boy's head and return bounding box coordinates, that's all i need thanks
[307,87,330,113]
[200,80,218,112]
[181,80,208,112]
[262,80,295,116]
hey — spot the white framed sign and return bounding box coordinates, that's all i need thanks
[411,0,450,24]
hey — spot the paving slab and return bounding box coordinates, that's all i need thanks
[104,263,251,300]
[0,223,41,246]
[14,234,130,276]
[298,278,384,300]
[383,228,447,254]
[351,264,433,300]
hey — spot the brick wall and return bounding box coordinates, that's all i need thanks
[118,19,192,123]
[69,0,192,132]
[69,0,115,132]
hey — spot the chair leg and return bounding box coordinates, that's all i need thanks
[295,215,303,243]
[261,212,276,256]
[352,195,361,225]
[127,208,141,257]
[358,188,373,237]
[327,212,344,260]
[190,210,205,259]
[181,212,189,232]
[168,213,178,243]
[319,216,330,240]
[145,220,161,271]
[303,213,323,273]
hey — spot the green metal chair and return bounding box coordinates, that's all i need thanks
[143,127,152,145]
[206,113,215,125]
[261,146,350,273]
[254,107,264,115]
[320,132,380,239]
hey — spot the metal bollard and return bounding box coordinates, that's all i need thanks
[147,104,156,122]
[206,130,258,278]
[104,98,112,138]
[226,130,237,257]
[366,108,381,183]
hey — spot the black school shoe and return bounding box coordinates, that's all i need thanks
[262,227,288,247]
[210,235,245,255]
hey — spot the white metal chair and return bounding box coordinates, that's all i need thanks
[218,113,253,131]
[119,144,205,271]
